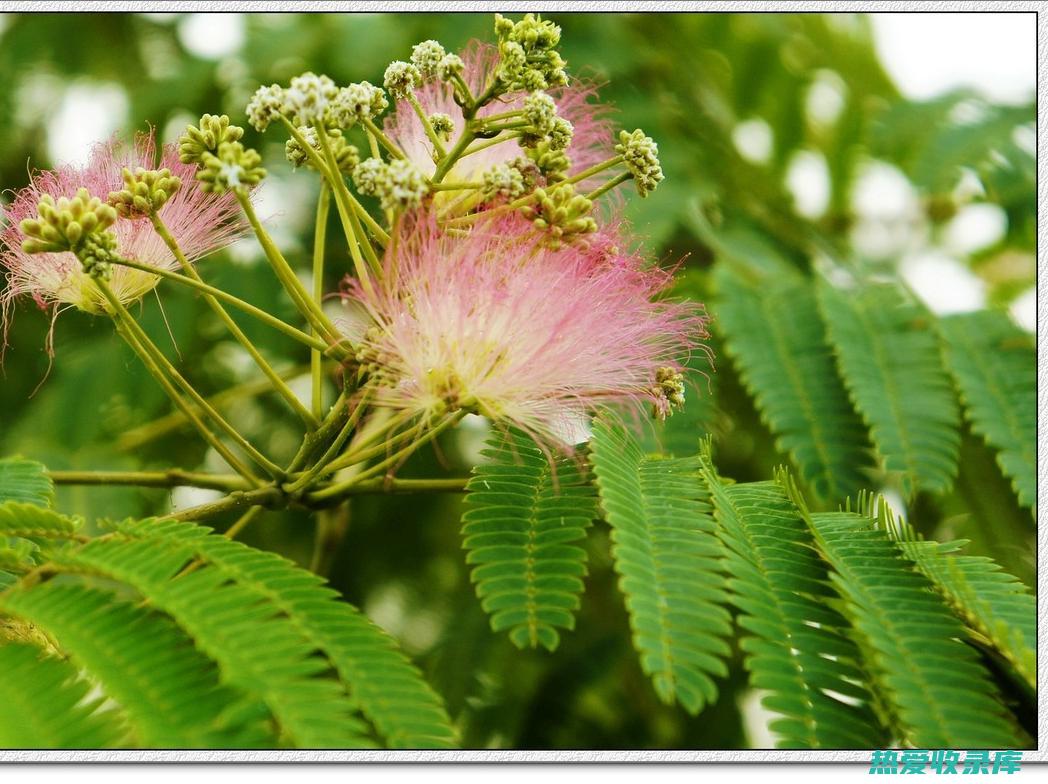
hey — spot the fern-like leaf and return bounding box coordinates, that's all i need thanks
[589,416,731,715]
[0,458,53,508]
[801,502,1027,748]
[96,518,456,749]
[937,310,1035,510]
[51,527,375,749]
[0,502,81,541]
[0,583,275,748]
[702,470,886,748]
[714,263,873,502]
[873,509,1036,691]
[0,643,124,748]
[817,279,960,496]
[462,429,595,651]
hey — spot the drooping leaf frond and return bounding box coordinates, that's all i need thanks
[868,500,1036,691]
[0,582,274,748]
[0,642,124,749]
[714,263,873,502]
[701,468,887,748]
[50,526,377,749]
[0,502,82,541]
[817,279,960,496]
[0,458,53,508]
[589,417,731,715]
[110,518,457,749]
[462,429,596,652]
[938,310,1035,510]
[799,499,1027,748]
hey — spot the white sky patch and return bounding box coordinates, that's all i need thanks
[732,118,773,165]
[177,13,246,60]
[806,70,847,128]
[785,150,830,220]
[46,82,129,167]
[900,251,985,316]
[871,13,1035,105]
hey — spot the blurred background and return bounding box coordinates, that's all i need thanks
[0,12,1036,749]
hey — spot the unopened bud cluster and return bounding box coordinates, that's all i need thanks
[494,13,567,92]
[286,127,360,174]
[197,142,267,194]
[352,158,428,211]
[651,367,686,420]
[20,189,118,255]
[521,185,596,249]
[179,114,244,165]
[108,167,182,219]
[482,164,526,200]
[616,129,664,197]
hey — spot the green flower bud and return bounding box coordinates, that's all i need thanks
[246,84,285,132]
[19,189,118,254]
[333,81,389,127]
[410,39,447,81]
[383,60,421,101]
[438,54,465,82]
[651,366,686,420]
[494,13,567,92]
[108,167,182,218]
[615,129,664,197]
[286,127,359,174]
[352,157,428,211]
[197,141,266,194]
[429,112,454,140]
[525,141,571,182]
[481,163,526,201]
[179,114,245,165]
[520,184,596,249]
[77,230,119,281]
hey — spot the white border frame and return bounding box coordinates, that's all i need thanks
[0,0,1040,765]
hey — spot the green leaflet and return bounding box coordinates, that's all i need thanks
[0,583,274,748]
[938,310,1035,511]
[702,470,886,748]
[0,458,53,508]
[817,279,960,496]
[714,262,873,501]
[0,643,124,748]
[462,429,596,651]
[589,417,731,715]
[803,505,1028,749]
[99,518,457,749]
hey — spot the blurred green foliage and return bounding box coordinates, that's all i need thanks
[0,12,1034,749]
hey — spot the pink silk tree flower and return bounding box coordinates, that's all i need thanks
[341,211,709,451]
[385,42,614,189]
[1,130,246,341]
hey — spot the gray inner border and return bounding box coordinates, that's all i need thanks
[0,0,1041,764]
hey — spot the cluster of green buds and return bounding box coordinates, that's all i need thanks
[616,129,664,197]
[493,13,567,92]
[481,163,526,201]
[286,127,360,174]
[19,189,118,256]
[107,167,182,219]
[429,113,455,141]
[352,158,429,211]
[410,40,447,81]
[196,141,267,194]
[521,185,596,249]
[332,81,389,128]
[651,367,686,420]
[383,60,422,101]
[178,114,244,165]
[519,91,573,151]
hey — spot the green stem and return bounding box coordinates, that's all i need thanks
[105,256,334,356]
[99,280,284,481]
[310,503,349,576]
[284,391,371,494]
[406,92,448,158]
[431,128,477,183]
[561,155,625,187]
[236,190,343,344]
[100,290,262,485]
[458,133,518,160]
[149,213,318,429]
[224,506,263,540]
[429,181,483,192]
[311,184,331,419]
[585,171,631,201]
[163,486,284,522]
[310,412,464,501]
[47,469,251,492]
[361,117,406,160]
[117,364,311,451]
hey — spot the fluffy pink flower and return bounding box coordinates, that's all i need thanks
[385,42,614,185]
[1,130,246,340]
[341,211,709,450]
